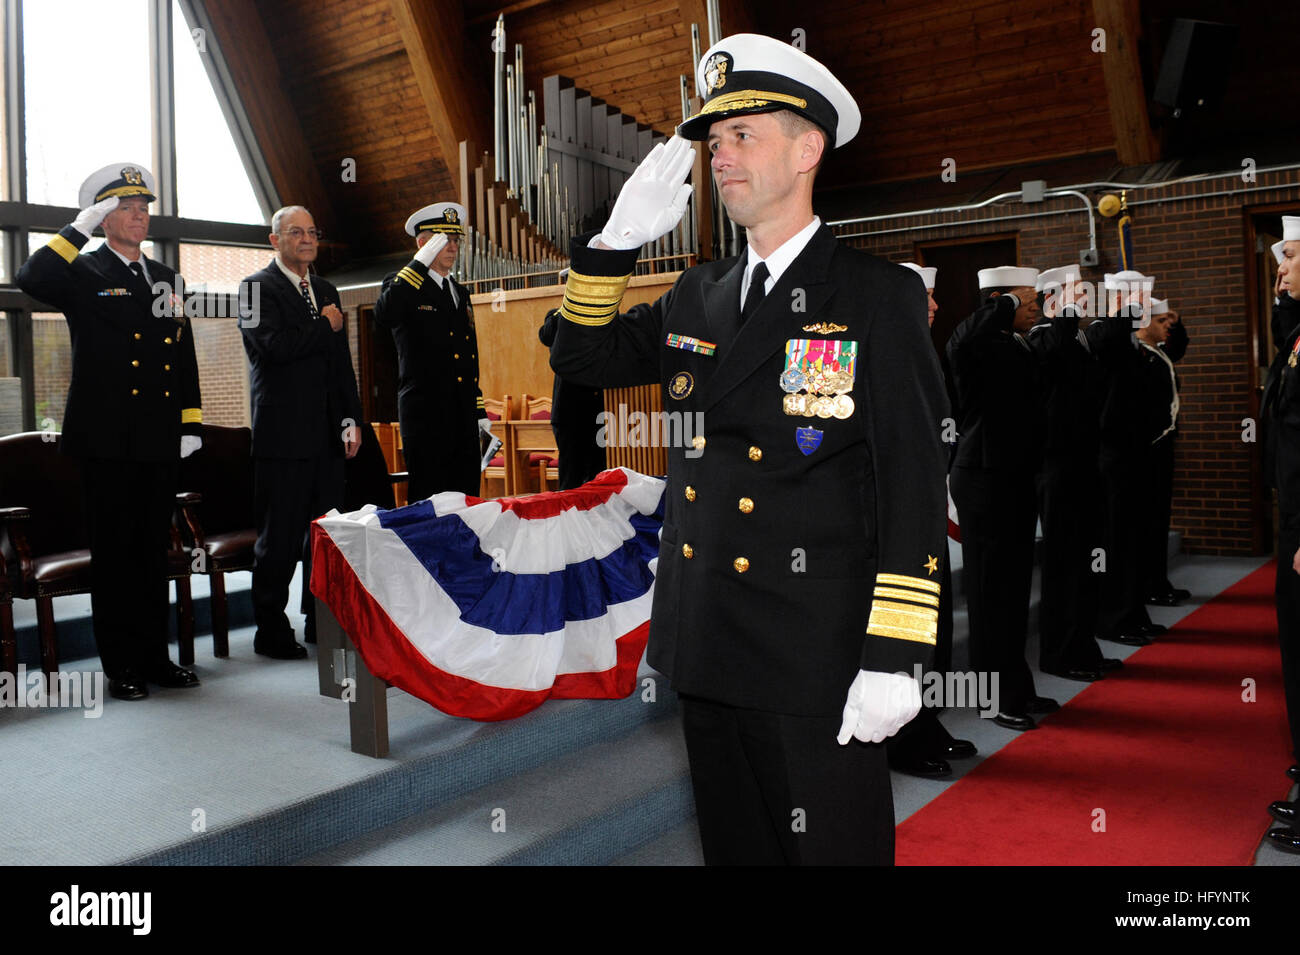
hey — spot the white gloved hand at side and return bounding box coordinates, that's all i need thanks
[836,670,922,745]
[599,136,694,251]
[72,196,120,239]
[413,233,449,268]
[180,435,202,459]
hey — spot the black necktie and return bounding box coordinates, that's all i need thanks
[299,277,318,319]
[437,277,456,311]
[128,260,148,294]
[741,262,769,324]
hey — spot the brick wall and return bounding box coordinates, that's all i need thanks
[832,167,1300,556]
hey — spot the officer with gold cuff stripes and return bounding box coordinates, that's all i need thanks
[549,35,948,865]
[16,162,203,701]
[374,202,487,499]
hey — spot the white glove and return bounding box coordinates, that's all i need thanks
[479,417,493,435]
[180,435,202,459]
[413,233,449,268]
[599,136,694,251]
[836,670,922,745]
[72,196,120,239]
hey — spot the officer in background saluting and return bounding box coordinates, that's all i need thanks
[16,163,203,701]
[373,203,489,499]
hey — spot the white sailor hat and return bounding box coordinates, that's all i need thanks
[405,202,467,237]
[678,33,860,148]
[899,262,936,290]
[1273,240,1287,265]
[1036,265,1081,291]
[1284,216,1300,243]
[1104,269,1155,292]
[978,266,1038,289]
[78,162,156,208]
[1151,298,1170,315]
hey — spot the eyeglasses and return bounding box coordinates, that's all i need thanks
[282,227,323,241]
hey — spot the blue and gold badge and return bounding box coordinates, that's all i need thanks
[795,426,823,455]
[669,371,694,399]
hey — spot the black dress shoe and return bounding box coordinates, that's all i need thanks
[1102,631,1151,647]
[889,755,952,779]
[1044,666,1101,682]
[1265,827,1300,854]
[254,636,308,660]
[1139,622,1168,636]
[146,662,200,688]
[1169,587,1191,601]
[993,712,1037,731]
[1288,765,1299,783]
[1099,657,1124,672]
[1145,591,1181,607]
[1026,695,1060,714]
[1268,800,1298,825]
[109,677,148,701]
[942,739,978,760]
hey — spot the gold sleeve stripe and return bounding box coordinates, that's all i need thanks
[566,270,632,299]
[181,408,203,424]
[397,267,424,289]
[873,585,940,608]
[868,608,938,637]
[48,234,80,264]
[871,599,938,624]
[876,572,941,595]
[866,623,938,645]
[561,299,621,318]
[560,305,616,327]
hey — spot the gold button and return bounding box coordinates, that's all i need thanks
[682,543,694,559]
[164,391,170,397]
[738,497,754,514]
[131,359,139,367]
[457,376,463,382]
[449,331,454,336]
[454,353,459,359]
[692,435,705,451]
[133,332,141,340]
[164,337,173,344]
[685,486,696,502]
[733,557,750,573]
[164,364,170,371]
[748,446,762,461]
[131,388,139,396]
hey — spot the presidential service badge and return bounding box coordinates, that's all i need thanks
[669,371,694,399]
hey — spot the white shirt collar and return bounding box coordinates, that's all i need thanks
[741,216,821,305]
[275,256,316,307]
[106,243,151,284]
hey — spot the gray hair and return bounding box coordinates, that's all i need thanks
[271,205,311,234]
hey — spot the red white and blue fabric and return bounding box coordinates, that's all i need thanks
[310,468,665,721]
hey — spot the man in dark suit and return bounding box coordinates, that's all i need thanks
[946,266,1057,730]
[373,203,488,499]
[539,306,607,490]
[1263,217,1300,854]
[239,206,363,659]
[16,162,202,700]
[550,34,948,865]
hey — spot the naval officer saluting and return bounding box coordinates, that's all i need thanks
[373,202,488,500]
[550,34,948,864]
[16,163,203,700]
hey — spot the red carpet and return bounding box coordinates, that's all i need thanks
[897,561,1294,865]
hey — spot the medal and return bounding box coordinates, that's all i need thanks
[780,368,806,393]
[815,396,834,419]
[832,394,855,419]
[783,393,807,416]
[802,397,818,417]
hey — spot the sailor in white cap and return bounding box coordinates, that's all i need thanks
[946,266,1058,730]
[549,33,947,865]
[15,163,203,700]
[1024,264,1118,683]
[373,202,486,499]
[1264,214,1300,852]
[899,262,938,326]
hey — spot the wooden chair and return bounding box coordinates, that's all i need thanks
[0,432,197,675]
[371,422,408,506]
[480,396,514,498]
[514,394,560,494]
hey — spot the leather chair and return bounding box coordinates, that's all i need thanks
[0,515,18,677]
[0,432,197,676]
[174,425,257,659]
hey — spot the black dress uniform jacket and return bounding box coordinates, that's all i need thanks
[1263,295,1300,490]
[550,225,949,718]
[17,226,202,459]
[240,260,363,459]
[373,262,484,497]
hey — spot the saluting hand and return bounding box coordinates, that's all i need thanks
[597,136,694,251]
[72,196,120,239]
[320,303,344,332]
[414,233,449,268]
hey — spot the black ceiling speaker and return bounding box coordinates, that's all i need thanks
[1152,18,1239,117]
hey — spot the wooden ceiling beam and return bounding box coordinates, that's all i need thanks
[1092,0,1161,165]
[390,0,493,188]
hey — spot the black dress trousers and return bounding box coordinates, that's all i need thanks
[82,457,179,681]
[1036,462,1104,673]
[1277,524,1300,763]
